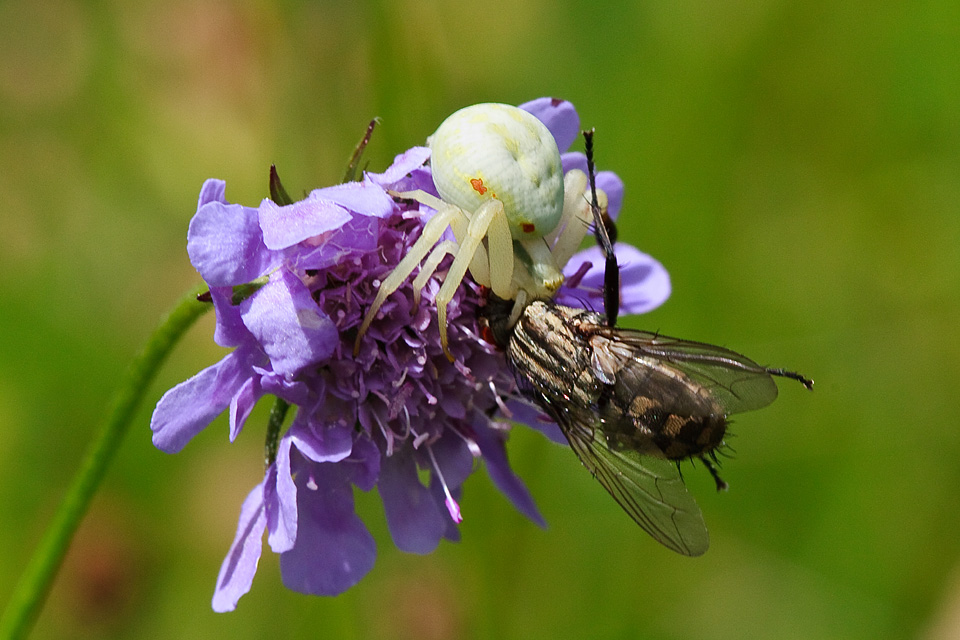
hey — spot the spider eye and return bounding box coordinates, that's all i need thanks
[429,103,565,240]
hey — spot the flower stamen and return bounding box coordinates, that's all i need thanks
[489,381,513,419]
[427,444,463,523]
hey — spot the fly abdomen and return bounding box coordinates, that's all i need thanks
[644,411,727,460]
[600,393,728,460]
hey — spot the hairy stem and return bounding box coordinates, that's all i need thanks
[0,284,210,640]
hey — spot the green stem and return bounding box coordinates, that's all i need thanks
[264,397,290,468]
[0,284,211,640]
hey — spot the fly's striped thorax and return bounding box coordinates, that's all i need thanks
[505,302,601,408]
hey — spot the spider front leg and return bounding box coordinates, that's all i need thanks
[546,168,590,263]
[435,197,515,360]
[411,240,457,308]
[354,200,461,355]
[354,189,516,362]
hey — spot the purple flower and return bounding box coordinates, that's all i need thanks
[150,99,671,612]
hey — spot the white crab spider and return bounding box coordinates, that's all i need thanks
[355,103,606,360]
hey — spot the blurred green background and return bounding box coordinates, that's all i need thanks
[1,0,958,638]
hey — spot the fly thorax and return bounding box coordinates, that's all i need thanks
[505,302,600,405]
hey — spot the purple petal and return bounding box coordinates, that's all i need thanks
[257,370,314,408]
[296,215,380,272]
[258,198,353,250]
[365,146,431,187]
[378,447,444,554]
[597,171,625,219]
[426,431,474,491]
[240,270,338,376]
[562,152,585,175]
[557,244,671,315]
[472,420,546,527]
[520,98,580,152]
[212,482,267,613]
[346,436,381,492]
[267,439,298,553]
[308,182,395,218]
[425,433,474,526]
[382,165,437,196]
[311,393,358,433]
[279,459,376,596]
[198,178,226,208]
[209,287,249,348]
[188,195,278,287]
[290,416,354,464]
[505,399,567,445]
[151,344,262,453]
[228,375,262,442]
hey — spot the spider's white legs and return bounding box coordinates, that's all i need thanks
[354,203,461,354]
[448,213,490,287]
[411,240,457,307]
[507,289,529,327]
[549,169,594,268]
[546,169,588,246]
[482,202,515,299]
[390,187,501,292]
[388,189,447,211]
[435,198,505,360]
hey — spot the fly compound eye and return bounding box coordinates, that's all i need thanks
[429,103,565,239]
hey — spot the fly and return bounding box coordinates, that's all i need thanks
[481,130,813,556]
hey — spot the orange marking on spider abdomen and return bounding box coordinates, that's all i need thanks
[521,222,536,233]
[470,178,487,195]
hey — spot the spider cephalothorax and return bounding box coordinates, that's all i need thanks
[355,103,607,359]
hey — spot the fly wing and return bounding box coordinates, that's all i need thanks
[593,327,781,415]
[559,408,709,556]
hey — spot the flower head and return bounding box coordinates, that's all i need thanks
[150,98,670,611]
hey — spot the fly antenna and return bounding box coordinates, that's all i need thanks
[582,128,620,327]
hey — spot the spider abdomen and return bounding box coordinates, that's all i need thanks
[430,103,564,240]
